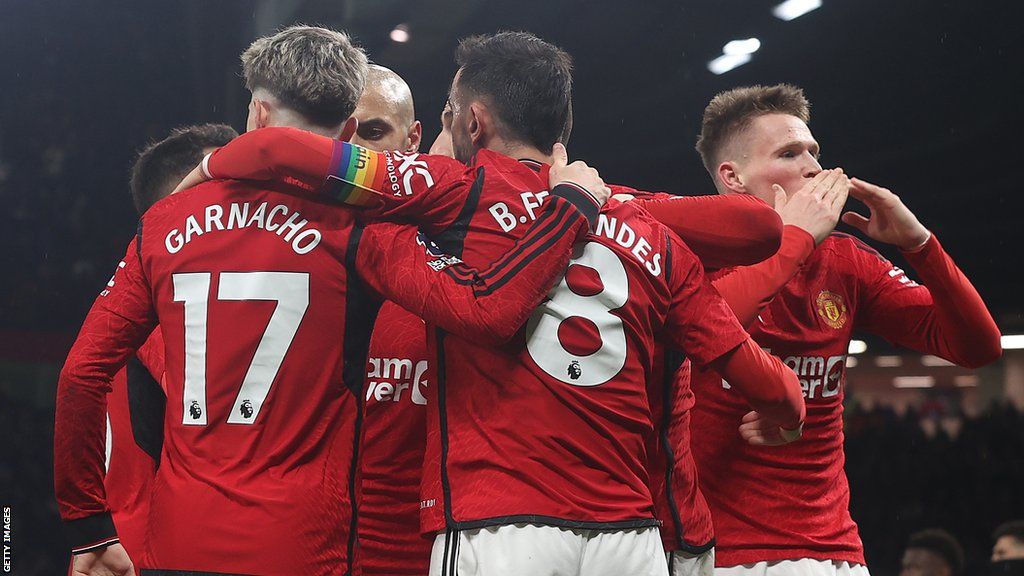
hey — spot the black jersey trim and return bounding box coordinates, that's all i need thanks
[433,166,486,258]
[65,513,118,554]
[435,328,456,527]
[476,202,578,296]
[343,224,382,576]
[126,355,166,463]
[448,514,660,532]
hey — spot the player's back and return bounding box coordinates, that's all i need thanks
[137,179,364,575]
[422,195,743,533]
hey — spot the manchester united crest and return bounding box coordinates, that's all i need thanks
[816,290,847,329]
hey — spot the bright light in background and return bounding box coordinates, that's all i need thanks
[893,376,935,389]
[876,355,903,368]
[723,38,761,56]
[773,0,822,21]
[390,24,410,43]
[707,53,751,75]
[848,340,867,354]
[1002,334,1024,349]
[955,375,980,388]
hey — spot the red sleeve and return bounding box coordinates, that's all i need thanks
[204,127,470,233]
[54,240,157,553]
[710,225,816,327]
[660,233,804,429]
[856,234,1002,368]
[135,326,165,380]
[708,338,805,430]
[356,185,596,345]
[660,233,749,367]
[633,194,782,270]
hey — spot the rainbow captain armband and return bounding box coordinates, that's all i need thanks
[322,141,390,208]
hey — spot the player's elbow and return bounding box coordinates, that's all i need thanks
[958,333,1003,369]
[741,208,784,265]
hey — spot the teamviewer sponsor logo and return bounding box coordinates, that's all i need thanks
[366,358,428,405]
[722,354,846,400]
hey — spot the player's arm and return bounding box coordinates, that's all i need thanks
[356,169,604,344]
[841,177,1000,367]
[631,193,783,269]
[661,234,805,442]
[55,240,156,560]
[708,169,849,326]
[173,126,470,228]
[854,234,1001,367]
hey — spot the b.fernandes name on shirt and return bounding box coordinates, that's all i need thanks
[164,202,322,255]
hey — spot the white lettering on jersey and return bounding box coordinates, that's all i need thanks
[164,203,322,255]
[487,191,549,233]
[723,353,846,400]
[366,357,428,405]
[391,151,435,197]
[594,215,663,277]
[100,260,127,296]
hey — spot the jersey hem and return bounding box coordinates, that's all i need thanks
[446,514,660,532]
[715,547,866,567]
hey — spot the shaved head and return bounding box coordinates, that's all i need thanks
[351,64,421,152]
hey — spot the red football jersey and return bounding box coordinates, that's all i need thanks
[646,357,715,554]
[104,328,165,562]
[55,168,595,574]
[419,198,750,533]
[691,232,1001,567]
[360,301,432,575]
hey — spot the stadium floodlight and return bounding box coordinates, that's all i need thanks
[773,0,822,21]
[707,53,752,75]
[723,38,761,56]
[1001,334,1024,349]
[390,24,410,43]
[892,376,935,389]
[848,340,867,354]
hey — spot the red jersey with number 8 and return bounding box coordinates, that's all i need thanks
[420,197,750,533]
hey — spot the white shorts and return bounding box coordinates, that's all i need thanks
[669,548,715,576]
[429,523,669,576]
[715,559,870,576]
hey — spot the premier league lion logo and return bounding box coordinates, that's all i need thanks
[567,360,582,380]
[189,400,202,420]
[240,399,254,419]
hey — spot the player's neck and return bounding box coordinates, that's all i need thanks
[270,111,343,139]
[491,140,552,165]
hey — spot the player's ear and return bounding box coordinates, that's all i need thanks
[467,103,487,147]
[339,117,358,142]
[406,120,422,153]
[253,98,272,130]
[718,161,746,194]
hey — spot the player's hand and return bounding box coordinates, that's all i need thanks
[841,178,930,251]
[772,168,849,246]
[739,410,803,446]
[71,543,135,576]
[549,143,611,207]
[171,162,210,195]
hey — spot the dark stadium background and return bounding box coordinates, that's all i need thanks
[1,1,1022,573]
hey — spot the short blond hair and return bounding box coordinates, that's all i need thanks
[695,84,810,176]
[241,25,368,127]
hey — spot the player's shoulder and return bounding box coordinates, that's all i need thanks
[820,232,887,263]
[608,184,674,201]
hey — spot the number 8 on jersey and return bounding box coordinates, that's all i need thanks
[526,242,629,387]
